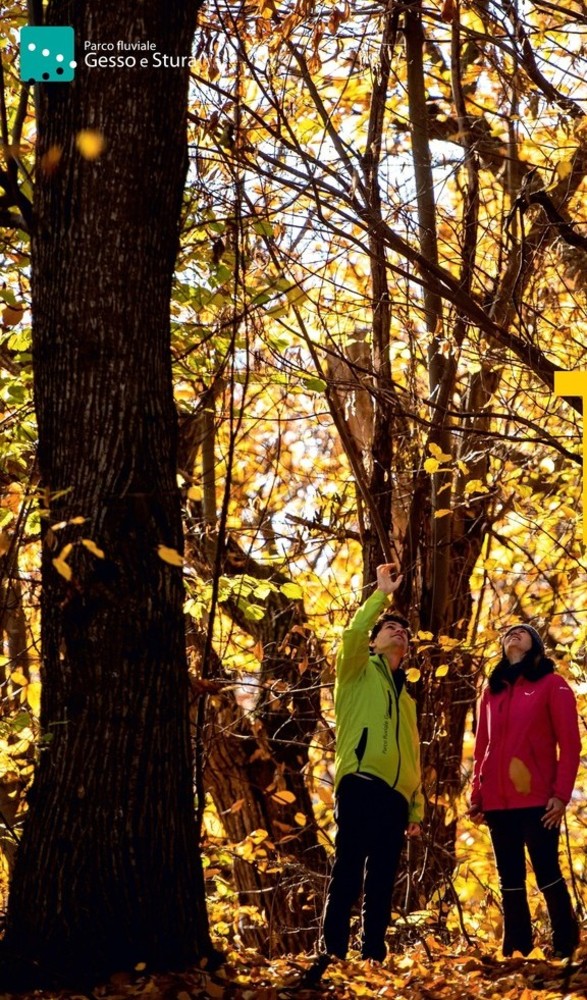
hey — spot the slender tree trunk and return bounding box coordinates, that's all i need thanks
[184,525,328,952]
[1,2,216,988]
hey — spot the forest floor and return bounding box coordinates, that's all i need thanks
[2,941,587,1000]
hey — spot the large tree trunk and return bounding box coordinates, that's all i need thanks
[0,2,216,988]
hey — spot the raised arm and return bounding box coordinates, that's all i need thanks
[336,565,403,684]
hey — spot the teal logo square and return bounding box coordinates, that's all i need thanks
[20,26,76,83]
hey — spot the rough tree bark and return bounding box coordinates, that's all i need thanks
[0,2,217,987]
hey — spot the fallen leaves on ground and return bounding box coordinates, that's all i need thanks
[2,940,587,1000]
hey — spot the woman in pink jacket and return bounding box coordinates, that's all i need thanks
[470,624,581,958]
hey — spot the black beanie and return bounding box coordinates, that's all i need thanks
[501,623,544,656]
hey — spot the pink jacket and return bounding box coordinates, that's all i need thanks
[471,672,581,812]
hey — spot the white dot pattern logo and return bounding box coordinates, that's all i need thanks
[20,25,76,83]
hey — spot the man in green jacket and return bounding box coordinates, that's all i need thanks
[303,564,423,985]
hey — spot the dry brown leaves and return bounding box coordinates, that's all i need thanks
[2,940,587,1000]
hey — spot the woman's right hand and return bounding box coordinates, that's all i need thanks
[468,803,484,825]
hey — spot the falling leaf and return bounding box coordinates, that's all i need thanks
[187,485,203,500]
[76,129,106,160]
[39,144,63,175]
[406,667,421,682]
[53,557,72,581]
[435,664,449,677]
[157,545,183,566]
[294,811,307,826]
[81,538,105,558]
[434,508,452,518]
[424,457,440,473]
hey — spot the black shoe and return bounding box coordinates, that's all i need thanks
[542,881,579,958]
[299,953,332,988]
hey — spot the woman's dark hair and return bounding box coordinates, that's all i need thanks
[488,647,555,693]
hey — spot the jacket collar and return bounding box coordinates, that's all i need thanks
[488,651,555,693]
[373,654,406,695]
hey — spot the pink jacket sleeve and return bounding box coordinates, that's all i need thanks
[471,686,489,808]
[550,677,581,803]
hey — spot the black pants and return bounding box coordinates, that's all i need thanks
[322,773,408,961]
[486,807,578,956]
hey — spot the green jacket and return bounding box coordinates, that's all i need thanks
[334,590,424,823]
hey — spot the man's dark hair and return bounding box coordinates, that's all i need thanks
[369,612,411,645]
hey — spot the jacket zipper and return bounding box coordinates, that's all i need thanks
[378,656,402,788]
[391,676,401,788]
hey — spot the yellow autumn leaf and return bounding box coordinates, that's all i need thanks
[434,509,452,518]
[435,664,449,677]
[417,630,434,640]
[428,442,452,462]
[272,789,296,804]
[187,485,203,501]
[27,681,42,714]
[438,635,460,648]
[69,516,87,525]
[463,478,489,496]
[294,811,307,826]
[58,542,73,560]
[423,457,440,473]
[81,538,105,559]
[39,144,63,175]
[76,129,106,160]
[406,667,421,682]
[53,557,72,581]
[10,669,28,687]
[157,545,183,567]
[2,303,24,327]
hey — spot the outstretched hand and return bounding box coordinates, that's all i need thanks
[376,563,403,595]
